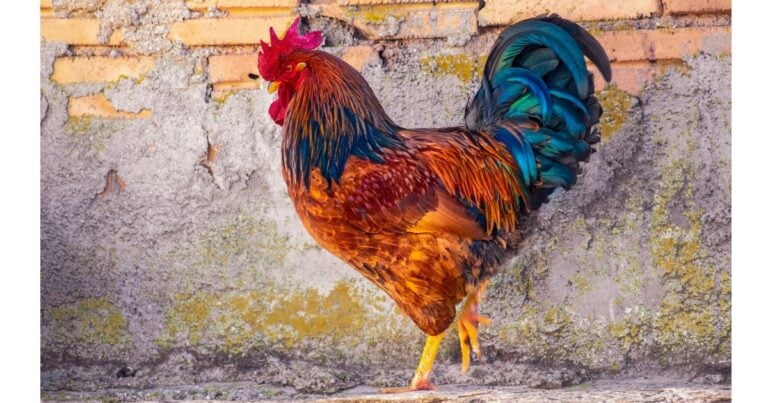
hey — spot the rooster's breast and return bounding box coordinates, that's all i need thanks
[283,161,469,336]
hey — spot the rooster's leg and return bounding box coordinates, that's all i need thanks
[379,332,445,393]
[458,280,491,374]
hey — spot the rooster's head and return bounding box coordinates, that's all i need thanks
[256,18,323,126]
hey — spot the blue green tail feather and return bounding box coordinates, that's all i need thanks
[465,14,611,210]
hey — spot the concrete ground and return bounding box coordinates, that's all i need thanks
[43,379,730,402]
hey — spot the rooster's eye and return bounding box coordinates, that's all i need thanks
[285,64,293,72]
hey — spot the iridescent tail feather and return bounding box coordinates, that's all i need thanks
[465,14,612,210]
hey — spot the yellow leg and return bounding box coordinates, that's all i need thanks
[379,332,445,394]
[458,281,491,374]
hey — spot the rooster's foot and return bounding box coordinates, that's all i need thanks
[379,333,444,394]
[458,282,491,374]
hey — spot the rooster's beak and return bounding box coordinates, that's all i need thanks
[268,81,280,94]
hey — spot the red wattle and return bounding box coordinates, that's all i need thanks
[268,84,295,126]
[269,99,286,126]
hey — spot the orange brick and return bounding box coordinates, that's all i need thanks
[68,94,152,118]
[590,61,693,95]
[168,15,296,45]
[338,0,467,4]
[52,56,156,84]
[186,0,299,9]
[479,0,660,26]
[208,54,259,83]
[319,2,477,40]
[591,61,651,95]
[341,46,380,71]
[41,19,123,45]
[595,27,731,62]
[224,8,297,17]
[41,0,52,8]
[212,81,262,95]
[663,0,731,15]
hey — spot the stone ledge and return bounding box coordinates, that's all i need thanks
[321,384,731,402]
[41,381,732,402]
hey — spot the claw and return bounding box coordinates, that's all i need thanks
[379,380,436,394]
[457,284,492,374]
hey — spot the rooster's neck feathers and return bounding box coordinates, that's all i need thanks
[282,51,404,188]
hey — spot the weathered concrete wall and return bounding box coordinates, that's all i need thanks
[40,0,731,398]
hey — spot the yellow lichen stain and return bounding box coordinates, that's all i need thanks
[588,233,610,278]
[543,307,558,324]
[508,258,537,300]
[160,209,354,349]
[542,305,572,333]
[266,281,367,346]
[499,305,539,345]
[420,54,481,85]
[659,60,692,77]
[475,54,488,79]
[50,297,130,347]
[567,214,588,235]
[213,90,234,105]
[494,154,729,368]
[197,212,291,270]
[569,272,592,294]
[64,116,93,136]
[648,157,728,360]
[346,6,406,24]
[361,10,390,23]
[595,84,632,142]
[164,292,212,345]
[607,307,649,354]
[717,270,732,356]
[498,304,611,368]
[158,281,391,355]
[64,116,121,152]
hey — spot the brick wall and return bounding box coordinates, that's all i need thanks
[42,0,731,118]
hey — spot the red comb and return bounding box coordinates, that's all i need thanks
[257,18,323,81]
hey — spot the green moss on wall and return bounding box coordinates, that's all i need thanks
[491,150,729,370]
[64,116,122,153]
[164,209,295,293]
[157,279,420,360]
[151,207,427,361]
[198,211,291,269]
[648,157,730,364]
[345,6,406,24]
[420,54,483,85]
[48,297,132,357]
[595,85,633,142]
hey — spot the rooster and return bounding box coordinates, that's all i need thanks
[256,16,611,392]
